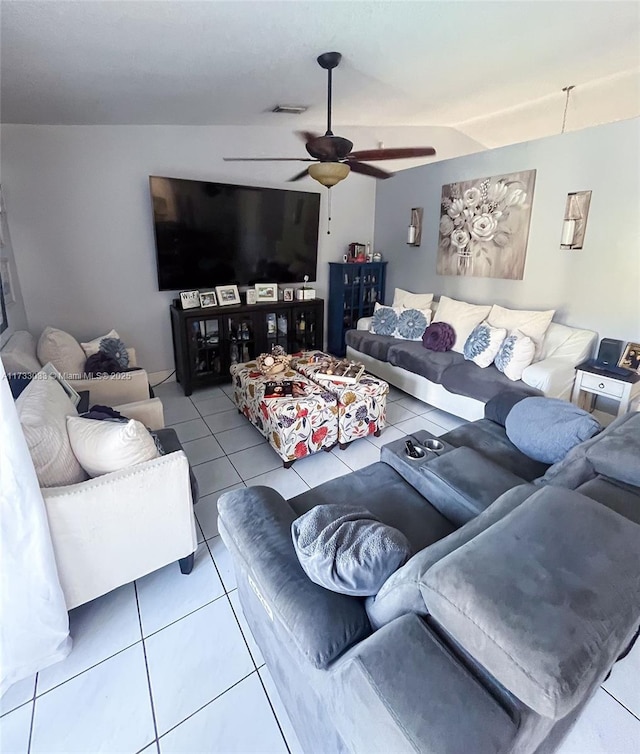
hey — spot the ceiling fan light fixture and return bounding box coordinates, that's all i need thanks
[308,162,350,187]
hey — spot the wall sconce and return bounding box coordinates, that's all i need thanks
[407,207,423,246]
[560,191,592,249]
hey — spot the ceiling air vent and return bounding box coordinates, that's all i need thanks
[271,105,308,115]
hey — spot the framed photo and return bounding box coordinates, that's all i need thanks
[0,258,15,305]
[199,290,218,308]
[41,362,81,407]
[246,289,257,305]
[255,283,278,303]
[283,288,294,302]
[215,284,241,306]
[180,290,201,310]
[618,342,640,374]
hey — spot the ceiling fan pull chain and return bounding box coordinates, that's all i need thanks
[327,187,332,234]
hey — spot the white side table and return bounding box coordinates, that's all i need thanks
[571,367,640,417]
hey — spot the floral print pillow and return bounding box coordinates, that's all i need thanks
[463,322,506,368]
[370,305,429,341]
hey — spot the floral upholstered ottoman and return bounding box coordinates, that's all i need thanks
[230,362,338,467]
[291,351,389,449]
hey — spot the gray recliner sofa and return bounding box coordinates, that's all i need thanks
[217,411,640,754]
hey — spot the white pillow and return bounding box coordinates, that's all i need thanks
[0,331,42,373]
[81,329,120,358]
[487,305,555,360]
[463,322,507,368]
[37,327,86,377]
[432,296,492,354]
[16,373,87,488]
[392,288,434,311]
[66,416,160,478]
[494,330,536,381]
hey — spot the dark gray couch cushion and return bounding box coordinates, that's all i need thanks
[422,486,640,719]
[292,505,411,596]
[505,397,601,464]
[387,340,465,382]
[289,462,455,553]
[440,360,540,403]
[585,410,640,487]
[443,418,549,482]
[217,486,372,670]
[577,477,640,525]
[344,330,398,362]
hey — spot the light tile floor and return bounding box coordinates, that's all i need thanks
[1,381,638,753]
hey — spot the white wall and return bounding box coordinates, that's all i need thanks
[1,125,374,373]
[374,118,640,344]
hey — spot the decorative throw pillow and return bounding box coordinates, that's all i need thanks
[432,296,491,353]
[16,373,88,488]
[422,322,456,352]
[392,288,434,311]
[81,329,119,356]
[463,322,507,368]
[0,331,42,373]
[494,330,535,381]
[487,305,555,360]
[37,327,86,377]
[395,308,429,341]
[292,504,411,596]
[99,337,129,368]
[66,416,160,477]
[370,305,399,336]
[505,397,601,464]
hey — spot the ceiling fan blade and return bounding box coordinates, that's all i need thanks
[296,130,322,144]
[347,147,436,161]
[223,157,316,162]
[346,161,393,179]
[288,168,310,182]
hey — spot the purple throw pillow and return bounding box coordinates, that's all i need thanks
[423,322,456,352]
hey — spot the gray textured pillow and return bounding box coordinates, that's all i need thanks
[505,396,601,464]
[292,505,411,596]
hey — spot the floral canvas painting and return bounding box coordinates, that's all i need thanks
[436,169,536,280]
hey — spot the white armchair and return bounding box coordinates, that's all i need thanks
[43,450,198,610]
[1,329,153,405]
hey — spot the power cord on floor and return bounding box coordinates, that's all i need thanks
[150,370,176,389]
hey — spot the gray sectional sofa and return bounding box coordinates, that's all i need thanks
[346,317,597,421]
[217,410,640,754]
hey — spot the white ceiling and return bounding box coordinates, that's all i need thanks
[1,1,639,145]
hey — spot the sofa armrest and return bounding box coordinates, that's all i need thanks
[328,614,517,754]
[356,317,372,331]
[113,397,164,430]
[217,486,371,669]
[42,451,197,609]
[521,356,578,400]
[68,368,150,405]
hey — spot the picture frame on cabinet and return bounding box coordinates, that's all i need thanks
[255,283,278,303]
[283,288,294,302]
[246,289,257,305]
[215,284,241,306]
[199,290,218,308]
[180,290,201,310]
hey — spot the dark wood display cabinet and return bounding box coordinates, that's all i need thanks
[170,299,324,395]
[327,262,387,356]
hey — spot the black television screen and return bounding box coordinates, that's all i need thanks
[150,176,320,291]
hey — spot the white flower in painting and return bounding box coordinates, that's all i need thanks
[487,180,508,204]
[439,215,454,236]
[447,198,465,218]
[463,187,482,207]
[470,213,499,242]
[451,229,471,249]
[505,188,527,207]
[493,230,510,247]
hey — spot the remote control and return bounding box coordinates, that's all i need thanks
[405,439,420,458]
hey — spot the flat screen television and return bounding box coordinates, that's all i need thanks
[149,176,320,291]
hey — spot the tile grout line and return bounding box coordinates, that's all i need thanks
[26,674,37,754]
[134,581,161,752]
[601,687,640,723]
[255,670,293,754]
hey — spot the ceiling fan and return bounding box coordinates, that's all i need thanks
[224,52,436,187]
